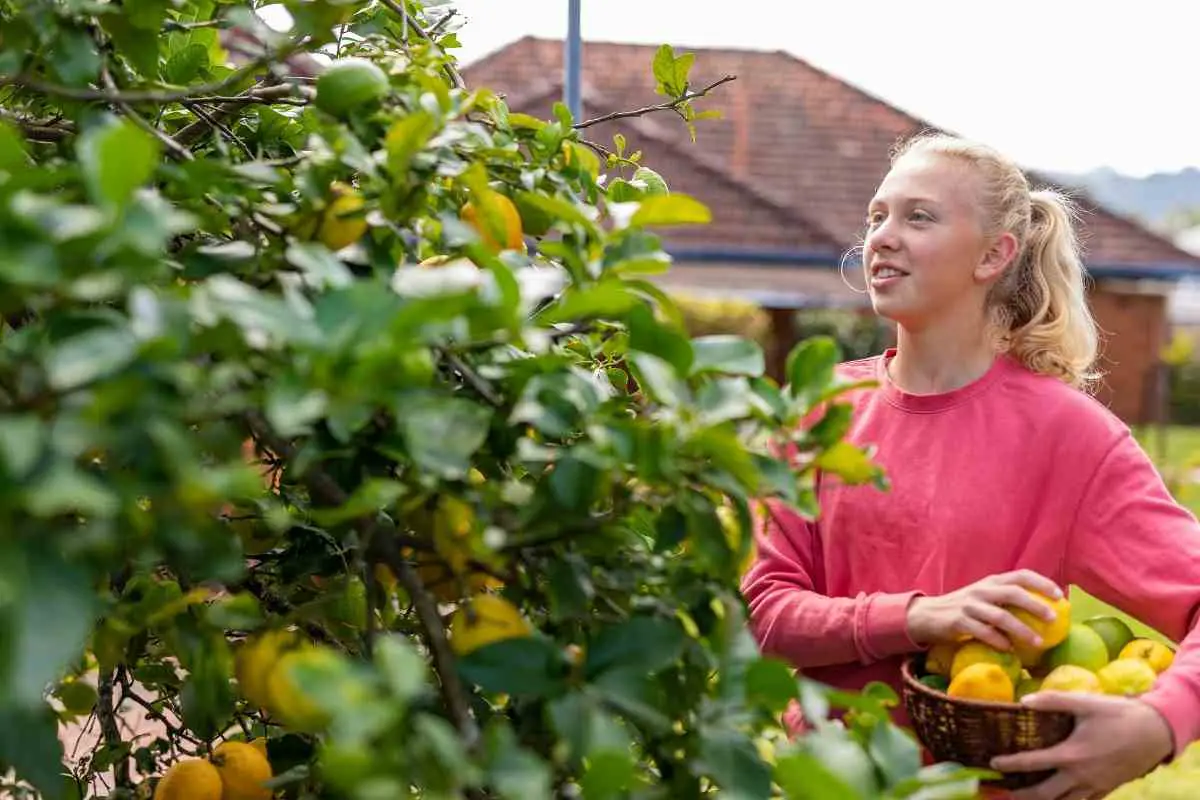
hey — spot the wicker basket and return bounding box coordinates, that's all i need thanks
[901,654,1076,790]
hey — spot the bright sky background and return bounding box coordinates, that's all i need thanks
[441,0,1198,178]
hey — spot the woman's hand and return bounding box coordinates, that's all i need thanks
[991,692,1173,799]
[905,569,1064,651]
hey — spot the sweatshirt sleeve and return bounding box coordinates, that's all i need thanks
[1065,428,1200,757]
[740,498,924,669]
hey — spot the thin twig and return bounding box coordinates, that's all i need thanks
[183,100,253,159]
[427,8,458,37]
[439,349,503,407]
[0,108,74,142]
[163,19,229,32]
[117,674,205,746]
[378,0,465,90]
[189,85,309,105]
[0,39,309,103]
[242,411,479,746]
[100,65,194,161]
[573,74,737,130]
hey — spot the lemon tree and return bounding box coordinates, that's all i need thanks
[0,2,992,799]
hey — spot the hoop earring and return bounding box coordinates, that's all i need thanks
[839,247,869,295]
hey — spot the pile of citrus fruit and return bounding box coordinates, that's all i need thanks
[154,740,272,800]
[916,590,1175,703]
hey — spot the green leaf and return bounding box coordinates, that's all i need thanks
[0,119,29,172]
[585,616,685,678]
[266,382,329,437]
[696,726,772,799]
[695,378,756,425]
[652,45,676,94]
[286,242,354,289]
[579,749,637,800]
[127,0,171,29]
[628,352,687,406]
[691,335,765,377]
[4,545,97,708]
[630,194,712,227]
[745,657,799,714]
[484,721,553,800]
[77,120,161,211]
[628,304,692,375]
[786,336,841,410]
[374,635,428,703]
[45,327,138,391]
[50,28,101,86]
[104,14,161,77]
[309,479,408,527]
[457,637,566,697]
[536,282,639,325]
[514,191,596,232]
[163,42,209,85]
[775,750,863,800]
[549,454,601,512]
[814,441,883,486]
[398,394,492,479]
[0,704,67,800]
[0,415,46,479]
[868,720,921,787]
[590,667,670,732]
[548,692,629,760]
[385,111,438,177]
[53,680,98,717]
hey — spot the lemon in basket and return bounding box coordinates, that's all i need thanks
[947,663,1015,703]
[951,642,1022,686]
[1040,664,1102,694]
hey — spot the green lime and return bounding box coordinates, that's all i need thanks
[1083,615,1136,661]
[918,674,950,693]
[315,58,390,118]
[1041,623,1110,673]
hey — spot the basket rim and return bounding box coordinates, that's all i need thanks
[900,654,1072,717]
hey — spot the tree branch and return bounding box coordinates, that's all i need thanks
[100,66,194,161]
[0,108,75,142]
[573,74,737,130]
[242,411,479,746]
[439,349,503,407]
[182,101,253,159]
[377,0,465,90]
[0,39,310,103]
[97,669,133,790]
[117,673,204,747]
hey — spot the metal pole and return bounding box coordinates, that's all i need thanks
[564,0,582,121]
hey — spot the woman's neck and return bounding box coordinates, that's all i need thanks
[890,318,997,395]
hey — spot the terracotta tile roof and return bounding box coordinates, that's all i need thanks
[463,37,1200,273]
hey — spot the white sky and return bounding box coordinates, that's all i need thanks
[442,0,1198,178]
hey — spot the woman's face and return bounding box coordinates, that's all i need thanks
[863,153,1000,331]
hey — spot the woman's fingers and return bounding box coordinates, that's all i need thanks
[1001,570,1064,601]
[988,585,1060,623]
[958,616,1013,652]
[968,601,1043,647]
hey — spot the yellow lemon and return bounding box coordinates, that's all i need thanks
[1040,664,1103,694]
[1118,639,1175,674]
[210,741,273,800]
[461,194,524,253]
[449,594,532,656]
[950,642,1022,686]
[234,630,298,711]
[265,644,338,733]
[316,183,368,251]
[947,663,1014,703]
[1009,590,1071,666]
[925,642,958,678]
[154,759,223,800]
[1097,658,1159,697]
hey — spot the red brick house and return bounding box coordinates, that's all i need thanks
[463,37,1200,423]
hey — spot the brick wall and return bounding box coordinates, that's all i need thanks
[1090,285,1169,425]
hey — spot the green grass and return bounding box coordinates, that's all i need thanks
[1062,424,1200,648]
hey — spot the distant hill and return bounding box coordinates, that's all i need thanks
[1044,166,1200,232]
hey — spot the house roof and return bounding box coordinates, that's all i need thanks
[462,37,1200,278]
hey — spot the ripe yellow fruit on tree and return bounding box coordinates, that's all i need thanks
[316,183,368,251]
[449,594,532,656]
[154,759,223,800]
[461,193,524,253]
[235,629,298,711]
[265,644,339,733]
[211,741,273,800]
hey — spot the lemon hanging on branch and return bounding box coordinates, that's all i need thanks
[211,741,274,800]
[449,594,532,656]
[315,182,369,251]
[461,191,525,254]
[153,759,223,800]
[315,57,390,118]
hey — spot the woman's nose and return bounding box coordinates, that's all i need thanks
[866,219,899,253]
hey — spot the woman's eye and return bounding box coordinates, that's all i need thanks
[866,212,884,227]
[910,210,933,223]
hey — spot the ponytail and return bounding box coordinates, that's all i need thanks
[989,190,1100,390]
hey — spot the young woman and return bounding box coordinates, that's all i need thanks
[741,133,1200,799]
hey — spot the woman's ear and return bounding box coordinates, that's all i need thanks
[975,231,1019,283]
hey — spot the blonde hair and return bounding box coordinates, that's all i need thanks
[891,133,1101,390]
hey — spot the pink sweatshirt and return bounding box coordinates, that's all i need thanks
[741,349,1200,756]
